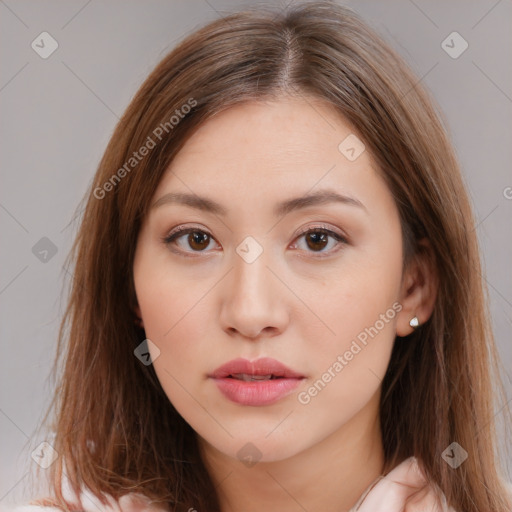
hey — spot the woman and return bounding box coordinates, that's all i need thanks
[18,2,511,511]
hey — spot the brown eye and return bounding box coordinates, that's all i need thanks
[294,227,347,255]
[164,228,216,254]
[187,231,210,251]
[304,231,329,251]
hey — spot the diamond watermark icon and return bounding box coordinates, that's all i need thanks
[236,236,263,264]
[31,32,59,59]
[236,442,262,468]
[441,442,468,468]
[441,32,468,59]
[134,338,160,366]
[338,134,365,162]
[32,237,58,263]
[31,441,59,469]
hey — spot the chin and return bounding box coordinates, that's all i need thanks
[202,428,313,466]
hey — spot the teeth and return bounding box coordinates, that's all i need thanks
[231,373,274,381]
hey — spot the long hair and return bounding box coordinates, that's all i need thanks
[35,2,510,511]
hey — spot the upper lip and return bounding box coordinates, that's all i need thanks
[209,357,305,379]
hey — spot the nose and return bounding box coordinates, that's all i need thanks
[219,246,289,341]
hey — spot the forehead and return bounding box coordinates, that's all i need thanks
[160,97,373,186]
[152,97,392,219]
[169,97,360,173]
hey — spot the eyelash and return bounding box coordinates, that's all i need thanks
[162,224,348,258]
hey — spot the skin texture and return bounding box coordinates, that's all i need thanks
[133,97,437,512]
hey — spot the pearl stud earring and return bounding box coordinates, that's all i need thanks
[409,316,419,329]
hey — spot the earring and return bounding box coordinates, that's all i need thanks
[409,316,419,329]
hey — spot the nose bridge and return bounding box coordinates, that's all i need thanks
[219,236,288,338]
[231,238,274,308]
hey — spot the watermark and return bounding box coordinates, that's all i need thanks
[503,186,512,200]
[236,236,264,264]
[441,31,468,59]
[236,442,262,468]
[32,236,58,263]
[93,97,197,199]
[297,301,402,405]
[31,31,59,59]
[134,338,161,366]
[31,441,59,469]
[441,442,468,469]
[338,133,365,161]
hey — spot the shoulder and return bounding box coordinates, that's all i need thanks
[502,478,512,506]
[13,461,169,512]
[351,456,457,512]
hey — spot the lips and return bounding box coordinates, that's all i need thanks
[209,357,305,406]
[209,357,305,380]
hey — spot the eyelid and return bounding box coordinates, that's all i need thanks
[165,223,213,239]
[164,222,348,242]
[294,223,348,242]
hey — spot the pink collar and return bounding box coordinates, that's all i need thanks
[350,456,454,511]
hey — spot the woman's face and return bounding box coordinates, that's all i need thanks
[133,97,406,463]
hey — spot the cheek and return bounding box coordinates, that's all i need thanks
[293,286,399,441]
[298,292,398,409]
[134,233,210,340]
[306,248,402,358]
[296,234,403,409]
[135,267,208,358]
[133,251,218,407]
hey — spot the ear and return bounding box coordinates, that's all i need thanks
[133,304,144,329]
[396,238,438,337]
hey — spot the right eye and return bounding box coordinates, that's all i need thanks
[163,226,219,256]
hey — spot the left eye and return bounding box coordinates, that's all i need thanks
[163,226,346,256]
[164,228,217,254]
[292,227,346,254]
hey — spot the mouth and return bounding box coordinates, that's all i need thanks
[209,358,305,406]
[228,374,284,381]
[209,357,305,380]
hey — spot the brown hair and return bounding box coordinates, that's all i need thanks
[33,2,510,511]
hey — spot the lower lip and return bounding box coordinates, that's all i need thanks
[211,377,303,406]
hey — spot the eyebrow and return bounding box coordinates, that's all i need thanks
[151,189,367,217]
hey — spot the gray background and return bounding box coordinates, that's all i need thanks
[1,0,511,509]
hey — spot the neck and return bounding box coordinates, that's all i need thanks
[197,390,385,512]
